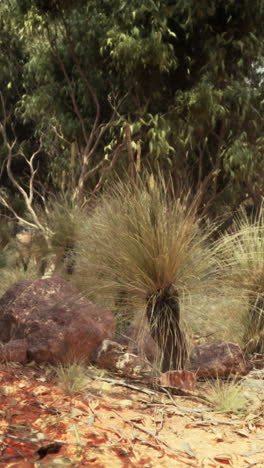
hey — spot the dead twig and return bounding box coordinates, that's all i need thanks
[189,418,245,426]
[112,409,197,462]
[153,409,164,435]
[87,401,136,456]
[240,449,264,456]
[90,375,157,396]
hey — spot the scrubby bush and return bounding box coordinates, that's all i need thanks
[216,209,264,353]
[31,196,87,276]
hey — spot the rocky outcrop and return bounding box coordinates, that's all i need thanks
[0,278,115,364]
[187,341,252,378]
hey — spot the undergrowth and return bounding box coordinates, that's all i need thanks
[54,361,90,395]
[207,379,250,415]
[215,208,264,353]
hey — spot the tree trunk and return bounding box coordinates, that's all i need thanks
[146,287,187,372]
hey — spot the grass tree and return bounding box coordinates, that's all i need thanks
[216,209,264,353]
[74,175,219,372]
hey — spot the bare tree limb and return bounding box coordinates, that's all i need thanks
[0,91,52,238]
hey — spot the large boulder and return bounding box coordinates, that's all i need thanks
[0,278,115,364]
[187,341,252,378]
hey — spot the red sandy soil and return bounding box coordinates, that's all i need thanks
[0,362,263,467]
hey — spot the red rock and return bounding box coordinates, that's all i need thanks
[0,278,115,364]
[159,370,196,390]
[0,339,28,363]
[187,341,252,378]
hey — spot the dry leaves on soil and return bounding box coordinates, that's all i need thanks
[0,363,264,467]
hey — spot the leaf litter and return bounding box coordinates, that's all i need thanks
[0,362,263,467]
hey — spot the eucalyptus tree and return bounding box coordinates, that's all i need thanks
[1,0,264,214]
[102,0,264,214]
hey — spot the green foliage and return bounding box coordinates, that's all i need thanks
[0,219,12,251]
[1,0,264,216]
[104,1,177,76]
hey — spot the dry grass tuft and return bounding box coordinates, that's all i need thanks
[0,266,38,298]
[33,195,87,275]
[207,379,250,415]
[54,360,90,395]
[215,208,264,353]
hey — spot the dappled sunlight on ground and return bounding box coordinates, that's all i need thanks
[0,363,264,467]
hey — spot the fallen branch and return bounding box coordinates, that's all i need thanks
[90,375,157,396]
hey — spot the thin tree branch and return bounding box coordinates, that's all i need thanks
[0,92,52,237]
[59,14,100,154]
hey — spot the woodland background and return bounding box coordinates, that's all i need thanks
[0,0,264,221]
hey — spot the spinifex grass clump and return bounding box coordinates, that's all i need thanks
[33,196,86,275]
[0,266,38,298]
[54,360,90,395]
[74,175,218,372]
[207,379,249,415]
[216,209,264,353]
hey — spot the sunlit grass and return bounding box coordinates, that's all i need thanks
[0,265,38,298]
[54,361,90,395]
[207,379,249,415]
[215,208,264,353]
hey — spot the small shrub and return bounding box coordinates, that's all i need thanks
[0,266,38,298]
[216,209,264,353]
[207,379,249,415]
[33,195,87,276]
[54,361,90,395]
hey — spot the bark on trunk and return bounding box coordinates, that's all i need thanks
[146,287,187,372]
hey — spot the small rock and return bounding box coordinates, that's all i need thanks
[94,339,153,377]
[241,368,264,401]
[187,341,252,378]
[159,370,196,391]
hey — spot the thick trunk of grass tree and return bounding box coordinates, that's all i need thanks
[146,287,187,372]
